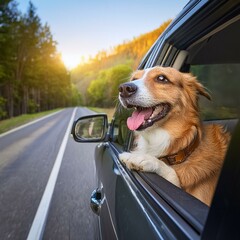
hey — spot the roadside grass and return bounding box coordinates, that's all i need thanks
[0,107,116,135]
[88,107,115,121]
[0,109,61,134]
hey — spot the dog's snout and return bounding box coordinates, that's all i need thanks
[119,83,137,98]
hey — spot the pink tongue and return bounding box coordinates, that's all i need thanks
[127,108,153,130]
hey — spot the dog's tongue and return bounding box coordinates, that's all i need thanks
[127,108,153,130]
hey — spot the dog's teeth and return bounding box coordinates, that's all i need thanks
[148,119,152,123]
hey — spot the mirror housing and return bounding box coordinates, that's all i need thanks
[71,114,108,142]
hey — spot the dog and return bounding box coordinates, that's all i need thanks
[118,66,230,206]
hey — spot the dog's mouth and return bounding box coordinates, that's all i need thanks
[126,103,171,131]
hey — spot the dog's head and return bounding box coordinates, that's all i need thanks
[118,66,210,131]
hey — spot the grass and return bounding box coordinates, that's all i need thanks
[0,109,61,134]
[88,107,115,121]
[0,107,116,135]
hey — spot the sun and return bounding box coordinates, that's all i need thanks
[61,53,82,70]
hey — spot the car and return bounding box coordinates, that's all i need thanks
[72,0,240,239]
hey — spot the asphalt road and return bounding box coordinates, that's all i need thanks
[0,107,99,240]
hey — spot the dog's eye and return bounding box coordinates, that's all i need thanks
[156,75,169,83]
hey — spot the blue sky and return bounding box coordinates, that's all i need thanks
[18,0,189,68]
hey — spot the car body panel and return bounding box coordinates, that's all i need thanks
[95,143,169,239]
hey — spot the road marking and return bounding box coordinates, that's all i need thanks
[27,107,77,240]
[0,110,63,138]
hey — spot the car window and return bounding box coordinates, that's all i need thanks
[185,19,240,120]
[190,64,240,119]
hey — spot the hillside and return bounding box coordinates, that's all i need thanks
[71,20,171,106]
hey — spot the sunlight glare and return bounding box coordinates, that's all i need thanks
[61,53,82,70]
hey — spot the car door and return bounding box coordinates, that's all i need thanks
[95,107,169,239]
[94,106,210,239]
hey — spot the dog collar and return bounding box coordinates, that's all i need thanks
[161,133,200,165]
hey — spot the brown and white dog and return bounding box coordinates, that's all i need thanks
[118,66,230,206]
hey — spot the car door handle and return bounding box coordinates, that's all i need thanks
[90,188,103,215]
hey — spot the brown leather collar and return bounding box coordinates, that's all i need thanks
[161,133,200,165]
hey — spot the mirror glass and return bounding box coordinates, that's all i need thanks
[75,116,105,141]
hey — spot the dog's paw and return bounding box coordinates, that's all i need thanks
[119,152,144,171]
[119,152,132,164]
[119,152,160,172]
[119,152,180,187]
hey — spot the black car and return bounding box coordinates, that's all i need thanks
[72,0,240,239]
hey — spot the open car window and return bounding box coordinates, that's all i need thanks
[190,64,240,120]
[185,18,240,121]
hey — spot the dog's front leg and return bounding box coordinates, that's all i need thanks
[119,152,180,187]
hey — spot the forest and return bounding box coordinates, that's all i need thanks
[0,0,81,119]
[0,0,171,119]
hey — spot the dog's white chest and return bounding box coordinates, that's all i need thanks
[136,128,171,157]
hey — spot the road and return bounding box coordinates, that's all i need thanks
[0,107,99,240]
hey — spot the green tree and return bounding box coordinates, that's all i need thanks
[70,83,83,106]
[0,0,20,117]
[88,70,108,107]
[17,1,42,114]
[107,64,132,104]
[0,96,7,118]
[88,64,132,107]
[0,1,80,119]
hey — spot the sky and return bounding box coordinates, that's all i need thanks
[18,0,189,69]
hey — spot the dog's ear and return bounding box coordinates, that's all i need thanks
[183,73,211,101]
[194,81,211,100]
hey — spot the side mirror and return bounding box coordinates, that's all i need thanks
[71,114,108,142]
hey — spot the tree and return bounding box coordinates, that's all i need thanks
[87,64,132,107]
[0,0,20,117]
[107,64,132,104]
[87,70,108,107]
[16,1,42,114]
[0,1,80,119]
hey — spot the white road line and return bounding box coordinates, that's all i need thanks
[0,109,63,138]
[27,107,77,240]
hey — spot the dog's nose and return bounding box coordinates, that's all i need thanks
[119,83,137,98]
